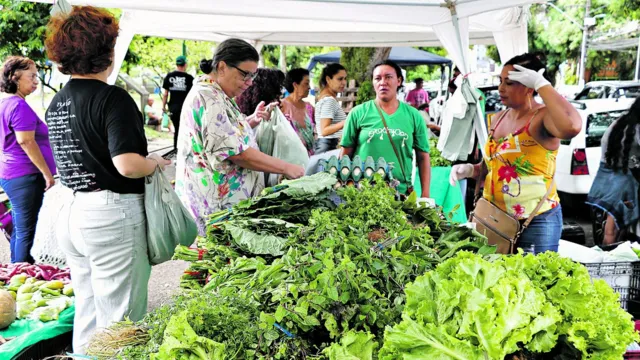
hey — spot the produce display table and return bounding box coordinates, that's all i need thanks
[0,305,74,359]
[413,166,467,223]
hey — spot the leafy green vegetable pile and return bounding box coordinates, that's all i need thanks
[122,292,265,359]
[377,251,639,359]
[229,172,338,224]
[191,173,338,261]
[100,174,637,360]
[429,138,453,167]
[108,176,492,359]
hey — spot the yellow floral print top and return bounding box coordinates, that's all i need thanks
[483,110,560,219]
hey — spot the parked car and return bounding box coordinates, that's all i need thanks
[477,85,505,114]
[556,98,634,199]
[574,81,640,101]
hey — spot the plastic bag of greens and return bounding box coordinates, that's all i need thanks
[257,108,310,187]
[144,166,198,265]
[255,112,277,156]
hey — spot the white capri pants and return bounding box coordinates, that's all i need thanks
[57,190,151,354]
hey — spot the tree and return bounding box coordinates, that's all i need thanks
[123,36,216,78]
[404,47,449,84]
[0,0,58,91]
[340,47,392,104]
[527,1,585,84]
[340,47,391,85]
[608,0,640,20]
[485,45,501,64]
[260,45,337,71]
[527,0,640,84]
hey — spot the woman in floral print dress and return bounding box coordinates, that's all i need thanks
[175,39,305,235]
[449,53,582,253]
[281,68,316,156]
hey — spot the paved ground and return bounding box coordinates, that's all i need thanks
[145,137,190,311]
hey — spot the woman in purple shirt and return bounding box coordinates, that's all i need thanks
[0,56,56,263]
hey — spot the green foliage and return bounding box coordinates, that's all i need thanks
[322,330,378,360]
[485,45,501,64]
[405,65,443,82]
[405,47,449,82]
[261,46,337,72]
[528,2,583,83]
[356,81,374,105]
[529,0,640,82]
[379,251,639,359]
[150,311,225,360]
[429,138,452,167]
[130,176,493,358]
[124,36,215,77]
[340,48,376,85]
[608,0,640,20]
[0,0,49,64]
[120,292,271,359]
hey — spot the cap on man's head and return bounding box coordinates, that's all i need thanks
[176,55,187,66]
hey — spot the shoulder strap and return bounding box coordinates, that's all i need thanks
[374,103,409,183]
[520,108,541,134]
[521,178,556,229]
[489,109,510,138]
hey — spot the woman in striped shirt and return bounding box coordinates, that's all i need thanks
[314,63,347,154]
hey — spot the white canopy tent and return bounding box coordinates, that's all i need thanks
[30,0,535,77]
[31,0,543,155]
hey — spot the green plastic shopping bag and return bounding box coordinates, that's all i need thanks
[144,166,198,265]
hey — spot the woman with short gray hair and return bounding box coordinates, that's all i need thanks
[175,38,305,234]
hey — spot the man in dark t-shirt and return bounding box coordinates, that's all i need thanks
[162,55,194,151]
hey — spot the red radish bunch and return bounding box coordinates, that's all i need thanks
[0,263,70,283]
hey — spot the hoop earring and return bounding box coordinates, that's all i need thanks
[528,96,532,111]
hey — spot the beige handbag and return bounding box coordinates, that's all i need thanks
[469,179,555,254]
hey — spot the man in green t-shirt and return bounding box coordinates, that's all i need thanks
[341,60,431,196]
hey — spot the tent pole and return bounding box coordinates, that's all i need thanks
[107,11,135,85]
[449,6,467,75]
[635,36,640,82]
[446,0,487,159]
[254,42,265,68]
[445,64,452,101]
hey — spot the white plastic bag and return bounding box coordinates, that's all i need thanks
[257,108,310,187]
[601,241,639,262]
[558,240,604,263]
[31,183,73,267]
[144,167,198,265]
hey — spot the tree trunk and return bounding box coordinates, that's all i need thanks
[279,45,287,72]
[365,47,392,80]
[340,47,392,85]
[340,47,392,104]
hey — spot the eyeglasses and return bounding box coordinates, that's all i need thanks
[229,64,258,82]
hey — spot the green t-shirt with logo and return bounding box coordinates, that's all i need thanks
[340,100,429,194]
